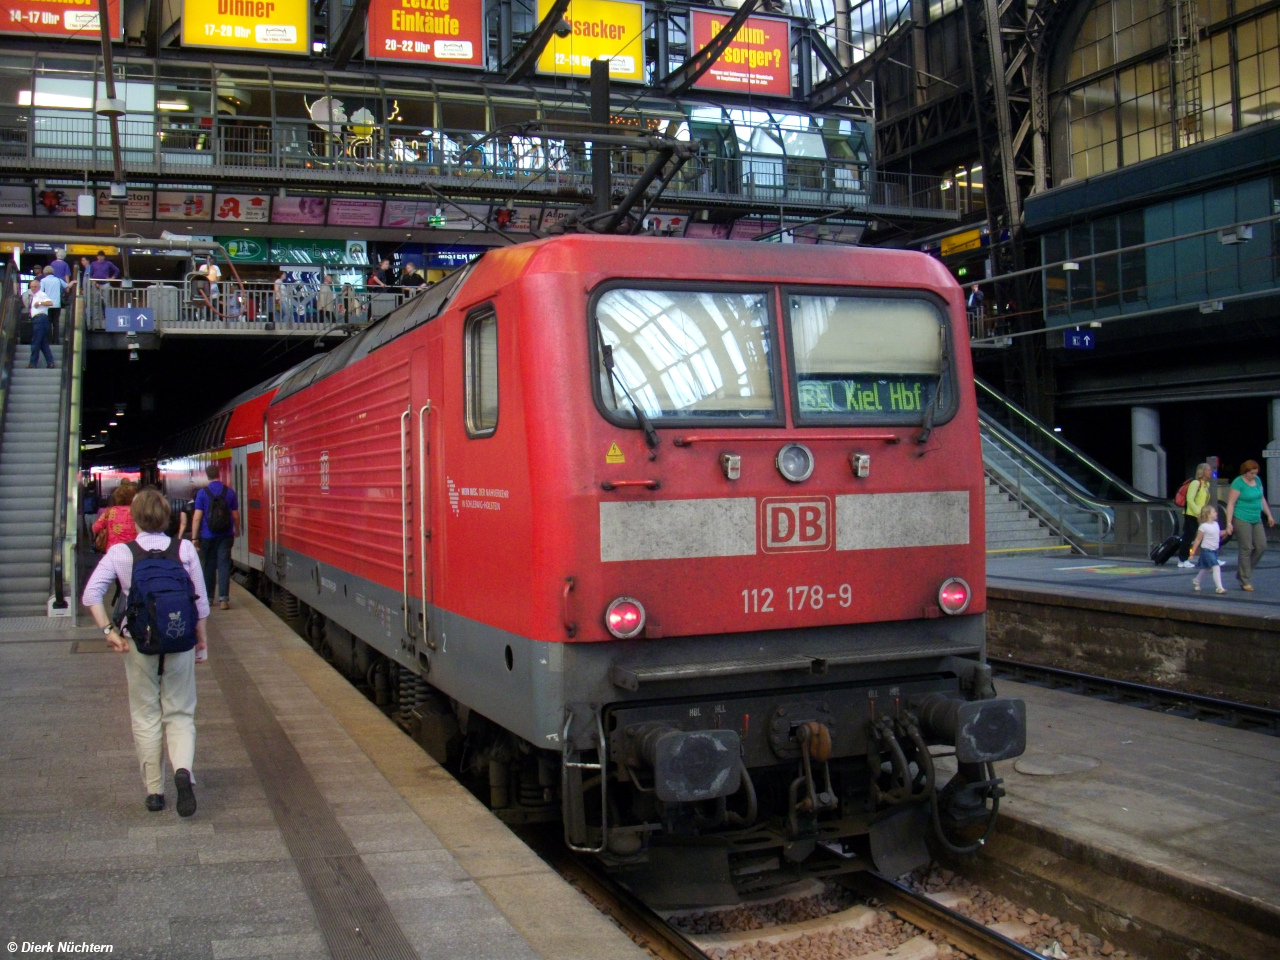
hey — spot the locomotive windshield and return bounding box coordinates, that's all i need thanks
[594,288,777,422]
[787,294,951,425]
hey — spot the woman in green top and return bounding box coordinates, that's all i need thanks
[1177,463,1212,567]
[1225,459,1275,590]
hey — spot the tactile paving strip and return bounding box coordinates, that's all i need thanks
[214,653,421,960]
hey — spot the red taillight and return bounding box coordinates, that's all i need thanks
[938,578,971,615]
[605,597,646,639]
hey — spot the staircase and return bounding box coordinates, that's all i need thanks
[984,476,1068,554]
[0,346,62,615]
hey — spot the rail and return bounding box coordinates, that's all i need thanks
[0,110,957,217]
[991,658,1280,737]
[49,267,84,614]
[87,278,413,331]
[0,260,18,464]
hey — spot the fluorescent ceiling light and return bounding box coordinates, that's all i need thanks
[157,101,190,111]
[18,90,93,109]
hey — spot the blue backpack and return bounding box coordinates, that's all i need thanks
[122,540,198,672]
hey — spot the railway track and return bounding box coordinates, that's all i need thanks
[523,823,1050,960]
[991,657,1280,736]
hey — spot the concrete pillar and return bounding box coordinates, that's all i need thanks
[1132,406,1167,498]
[1266,398,1280,506]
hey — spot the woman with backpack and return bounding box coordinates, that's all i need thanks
[84,488,209,817]
[1176,463,1212,567]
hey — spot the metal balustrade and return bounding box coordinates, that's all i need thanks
[85,278,411,332]
[1,110,957,217]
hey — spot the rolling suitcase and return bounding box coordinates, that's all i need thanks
[1150,534,1181,565]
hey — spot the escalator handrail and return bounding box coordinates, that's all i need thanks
[980,416,1120,523]
[975,377,1164,504]
[0,261,19,464]
[49,269,81,612]
[980,420,1117,542]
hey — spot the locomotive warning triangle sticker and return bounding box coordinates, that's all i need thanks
[606,442,626,464]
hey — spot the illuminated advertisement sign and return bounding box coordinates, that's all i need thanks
[214,192,272,223]
[536,0,644,82]
[156,190,213,221]
[366,0,484,68]
[689,9,790,97]
[181,0,309,53]
[0,0,121,40]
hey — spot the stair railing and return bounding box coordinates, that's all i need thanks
[48,268,84,615]
[0,261,20,464]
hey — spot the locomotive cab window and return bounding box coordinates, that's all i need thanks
[786,293,954,426]
[592,287,779,425]
[465,310,498,437]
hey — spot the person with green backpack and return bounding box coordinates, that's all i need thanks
[1176,463,1212,568]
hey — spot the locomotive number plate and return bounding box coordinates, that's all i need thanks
[760,497,832,553]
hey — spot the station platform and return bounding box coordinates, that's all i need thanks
[0,585,647,960]
[985,547,1280,707]
[975,677,1280,959]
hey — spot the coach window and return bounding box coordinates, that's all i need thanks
[593,287,778,424]
[786,293,953,426]
[465,310,498,437]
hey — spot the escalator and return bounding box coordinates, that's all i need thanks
[977,378,1178,556]
[0,264,84,617]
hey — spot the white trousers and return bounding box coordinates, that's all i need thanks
[123,646,197,794]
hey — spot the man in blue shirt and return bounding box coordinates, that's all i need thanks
[190,464,240,610]
[39,265,70,342]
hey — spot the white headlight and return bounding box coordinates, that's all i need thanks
[776,443,814,482]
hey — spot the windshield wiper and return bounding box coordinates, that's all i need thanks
[602,344,660,458]
[917,326,950,445]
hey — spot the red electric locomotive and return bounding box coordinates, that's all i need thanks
[170,235,1025,895]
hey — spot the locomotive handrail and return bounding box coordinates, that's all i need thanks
[562,710,609,854]
[417,402,431,643]
[400,408,417,639]
[600,479,660,491]
[674,432,902,446]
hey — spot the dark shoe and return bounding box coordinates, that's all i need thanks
[219,600,230,611]
[25,364,33,368]
[145,793,165,812]
[175,769,197,817]
[47,364,56,369]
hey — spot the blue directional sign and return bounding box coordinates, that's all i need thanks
[1063,328,1096,350]
[105,307,155,332]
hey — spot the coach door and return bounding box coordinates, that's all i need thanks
[231,446,248,569]
[409,342,441,638]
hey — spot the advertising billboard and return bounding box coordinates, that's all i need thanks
[214,192,272,224]
[689,9,791,97]
[156,190,213,221]
[272,196,328,224]
[327,198,384,226]
[181,0,309,54]
[536,0,644,82]
[366,0,484,68]
[0,0,121,40]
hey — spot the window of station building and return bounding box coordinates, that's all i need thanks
[465,310,499,438]
[1053,0,1280,179]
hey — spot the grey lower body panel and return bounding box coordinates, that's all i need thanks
[267,543,987,751]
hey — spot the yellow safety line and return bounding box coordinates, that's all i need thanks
[986,544,1074,554]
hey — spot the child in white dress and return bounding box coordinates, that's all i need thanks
[1189,504,1226,594]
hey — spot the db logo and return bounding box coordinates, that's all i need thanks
[760,497,831,553]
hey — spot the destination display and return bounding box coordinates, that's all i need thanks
[181,0,309,53]
[0,0,121,40]
[689,9,790,97]
[536,0,644,82]
[366,0,484,67]
[797,377,938,416]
